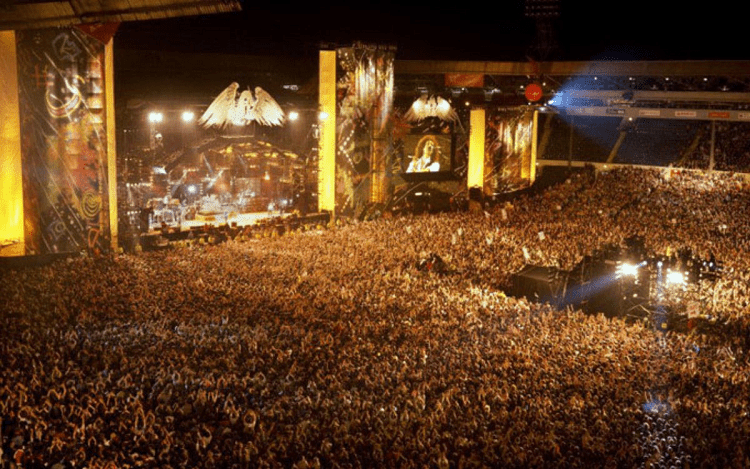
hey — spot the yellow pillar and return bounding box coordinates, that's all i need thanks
[0,31,25,256]
[105,38,118,252]
[530,109,538,183]
[318,50,336,214]
[467,108,486,191]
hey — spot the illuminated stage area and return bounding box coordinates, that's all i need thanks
[3,166,750,468]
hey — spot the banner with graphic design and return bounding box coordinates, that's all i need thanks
[16,28,110,255]
[486,108,534,193]
[334,45,395,216]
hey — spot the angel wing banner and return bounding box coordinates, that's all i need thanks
[199,83,285,129]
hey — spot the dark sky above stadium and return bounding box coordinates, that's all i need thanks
[114,1,748,62]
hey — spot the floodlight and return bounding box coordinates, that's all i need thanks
[617,263,639,278]
[666,270,686,285]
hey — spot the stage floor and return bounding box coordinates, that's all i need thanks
[147,211,288,234]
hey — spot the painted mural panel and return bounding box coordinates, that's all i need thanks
[335,45,394,216]
[16,28,109,255]
[487,108,534,193]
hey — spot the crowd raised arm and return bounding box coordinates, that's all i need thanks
[2,166,750,468]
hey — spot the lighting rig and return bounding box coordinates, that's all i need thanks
[511,236,723,329]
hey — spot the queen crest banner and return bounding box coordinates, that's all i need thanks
[16,28,110,255]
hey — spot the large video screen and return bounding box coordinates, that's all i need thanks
[400,132,454,179]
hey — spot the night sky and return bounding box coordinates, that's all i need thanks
[113,1,749,62]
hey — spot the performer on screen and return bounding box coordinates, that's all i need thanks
[406,135,441,173]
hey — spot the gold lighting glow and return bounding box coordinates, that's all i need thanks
[105,38,118,252]
[529,110,538,183]
[318,50,336,214]
[467,108,486,191]
[0,31,24,256]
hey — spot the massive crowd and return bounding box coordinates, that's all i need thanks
[2,166,750,468]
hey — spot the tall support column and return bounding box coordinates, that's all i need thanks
[568,115,574,168]
[318,50,336,215]
[105,38,118,252]
[0,31,24,256]
[607,130,627,164]
[709,120,716,171]
[528,109,538,183]
[467,108,486,191]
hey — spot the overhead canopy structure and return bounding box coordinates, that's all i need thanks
[0,0,241,31]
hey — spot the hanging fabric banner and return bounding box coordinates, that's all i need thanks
[486,108,535,193]
[74,22,120,44]
[445,73,484,88]
[335,44,395,216]
[16,28,110,255]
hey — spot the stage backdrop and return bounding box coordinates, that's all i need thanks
[334,45,395,216]
[486,108,535,194]
[16,28,110,255]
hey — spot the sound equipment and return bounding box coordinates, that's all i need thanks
[511,265,567,304]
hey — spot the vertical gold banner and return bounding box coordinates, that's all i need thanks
[0,31,25,256]
[529,109,538,183]
[467,108,486,191]
[318,50,336,214]
[105,38,118,251]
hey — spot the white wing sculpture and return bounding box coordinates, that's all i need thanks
[404,95,458,123]
[248,87,285,127]
[198,82,239,129]
[199,83,285,129]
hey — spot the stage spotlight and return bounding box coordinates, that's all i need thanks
[148,112,164,123]
[617,260,647,279]
[288,111,299,121]
[318,111,329,121]
[617,262,639,278]
[666,270,686,285]
[547,94,562,107]
[181,111,195,123]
